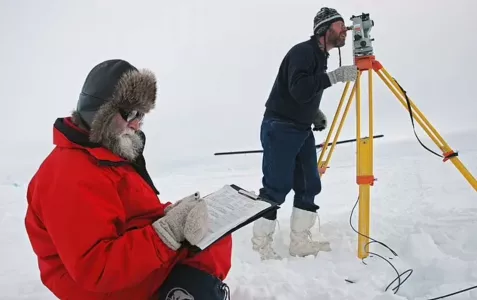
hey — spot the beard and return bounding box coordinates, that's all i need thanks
[102,127,144,162]
[117,128,144,161]
[327,29,346,48]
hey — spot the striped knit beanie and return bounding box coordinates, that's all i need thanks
[313,7,344,36]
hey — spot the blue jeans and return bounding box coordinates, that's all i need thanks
[259,116,322,220]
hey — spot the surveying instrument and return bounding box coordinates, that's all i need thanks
[317,13,477,259]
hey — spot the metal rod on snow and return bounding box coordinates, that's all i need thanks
[213,134,384,156]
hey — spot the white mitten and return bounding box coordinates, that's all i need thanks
[327,65,358,84]
[164,192,200,214]
[183,199,209,245]
[153,197,208,250]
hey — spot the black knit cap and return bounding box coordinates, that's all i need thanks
[76,59,138,127]
[313,7,344,36]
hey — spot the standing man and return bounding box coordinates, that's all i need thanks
[252,7,358,260]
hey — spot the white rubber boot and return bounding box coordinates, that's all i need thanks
[251,218,282,260]
[289,207,331,257]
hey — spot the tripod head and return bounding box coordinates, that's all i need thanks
[349,13,375,57]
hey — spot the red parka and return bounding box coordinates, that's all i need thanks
[24,118,232,299]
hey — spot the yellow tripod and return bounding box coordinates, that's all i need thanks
[317,55,477,259]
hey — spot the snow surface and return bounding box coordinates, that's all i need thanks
[1,129,477,299]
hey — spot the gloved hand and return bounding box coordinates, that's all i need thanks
[312,108,327,131]
[327,65,358,84]
[153,195,208,251]
[164,192,200,214]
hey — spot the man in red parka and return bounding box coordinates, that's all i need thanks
[24,59,232,300]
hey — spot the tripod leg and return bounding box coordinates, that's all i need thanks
[356,70,375,259]
[375,65,477,192]
[318,81,357,177]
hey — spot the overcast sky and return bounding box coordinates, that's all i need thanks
[1,0,476,172]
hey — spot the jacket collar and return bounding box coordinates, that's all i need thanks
[52,117,160,195]
[309,36,329,59]
[53,117,128,163]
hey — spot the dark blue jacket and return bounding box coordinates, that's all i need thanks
[264,37,331,126]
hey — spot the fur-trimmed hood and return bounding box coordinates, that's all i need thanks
[73,59,157,143]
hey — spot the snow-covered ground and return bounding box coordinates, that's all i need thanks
[1,128,476,299]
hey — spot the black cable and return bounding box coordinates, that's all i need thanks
[391,76,459,162]
[427,285,477,300]
[317,75,472,297]
[390,76,476,299]
[347,195,413,294]
[347,195,477,299]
